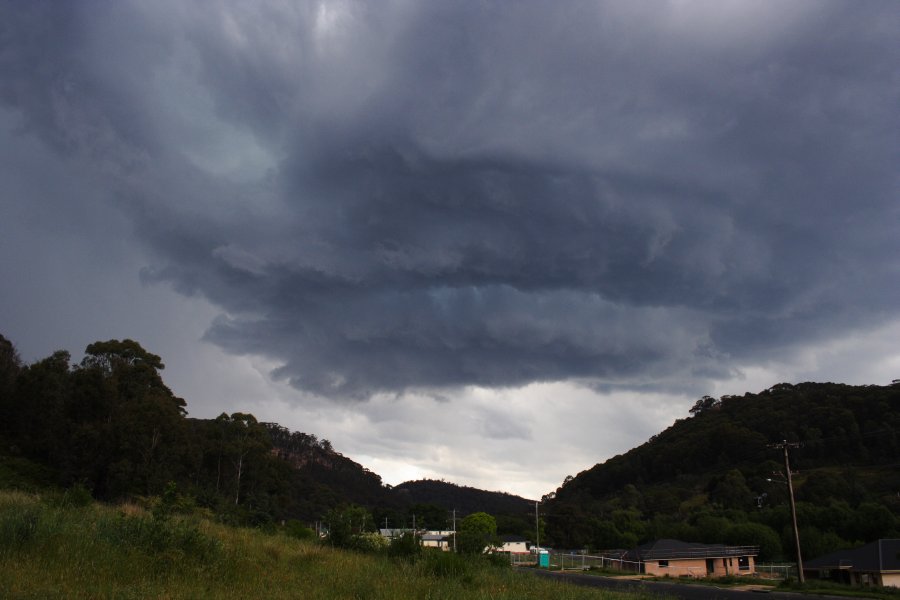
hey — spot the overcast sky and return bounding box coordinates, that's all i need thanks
[1,0,898,500]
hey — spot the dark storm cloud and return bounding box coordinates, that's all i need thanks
[2,1,898,398]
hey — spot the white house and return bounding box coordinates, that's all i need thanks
[379,528,416,540]
[498,534,530,554]
[380,529,456,551]
[421,531,454,551]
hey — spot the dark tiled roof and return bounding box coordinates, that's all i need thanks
[379,528,416,537]
[624,539,759,561]
[804,539,900,572]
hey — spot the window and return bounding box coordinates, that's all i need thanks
[738,556,750,571]
[658,560,669,568]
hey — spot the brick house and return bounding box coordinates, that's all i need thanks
[620,539,759,578]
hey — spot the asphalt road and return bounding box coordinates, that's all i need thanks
[524,569,863,600]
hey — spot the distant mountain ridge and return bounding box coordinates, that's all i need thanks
[265,423,534,519]
[394,478,534,514]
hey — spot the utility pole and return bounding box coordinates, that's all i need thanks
[770,440,804,583]
[452,509,457,553]
[535,501,540,566]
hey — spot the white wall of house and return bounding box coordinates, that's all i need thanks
[501,540,529,553]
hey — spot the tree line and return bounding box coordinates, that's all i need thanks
[0,334,296,523]
[0,333,533,533]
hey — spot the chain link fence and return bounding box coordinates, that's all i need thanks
[511,552,795,580]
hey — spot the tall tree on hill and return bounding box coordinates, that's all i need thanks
[215,412,271,505]
[68,339,188,497]
[0,334,20,400]
[11,350,71,464]
[0,334,22,441]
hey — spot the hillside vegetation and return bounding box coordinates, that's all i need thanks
[546,382,900,559]
[395,479,533,518]
[3,330,898,565]
[0,489,647,600]
[0,333,531,531]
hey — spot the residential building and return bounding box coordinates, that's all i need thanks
[379,528,455,551]
[379,528,416,540]
[619,539,759,578]
[421,532,453,551]
[497,534,530,554]
[803,539,900,588]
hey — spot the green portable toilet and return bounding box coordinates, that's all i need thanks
[538,550,550,568]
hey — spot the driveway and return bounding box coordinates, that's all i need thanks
[524,569,858,600]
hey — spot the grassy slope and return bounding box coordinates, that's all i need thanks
[0,490,652,600]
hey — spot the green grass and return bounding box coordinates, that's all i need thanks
[0,455,58,491]
[536,564,636,577]
[0,490,657,599]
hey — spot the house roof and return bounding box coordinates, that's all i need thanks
[804,539,900,573]
[624,539,759,561]
[379,528,415,537]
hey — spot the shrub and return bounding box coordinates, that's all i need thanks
[0,504,41,550]
[483,551,510,568]
[418,550,474,579]
[456,530,493,555]
[151,481,195,520]
[388,532,422,558]
[63,483,94,508]
[98,513,221,562]
[351,532,389,553]
[217,503,274,529]
[283,519,315,540]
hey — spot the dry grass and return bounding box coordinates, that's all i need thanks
[0,490,657,599]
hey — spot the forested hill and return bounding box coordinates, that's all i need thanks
[0,333,529,527]
[545,381,900,558]
[264,422,396,515]
[395,479,533,516]
[4,331,898,553]
[0,332,386,522]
